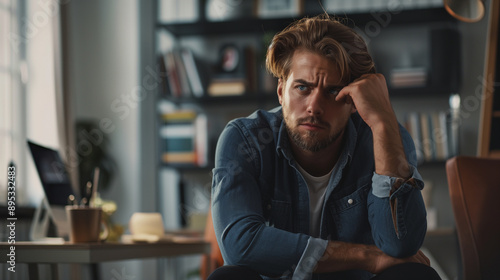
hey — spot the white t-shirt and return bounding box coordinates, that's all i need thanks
[296,164,333,238]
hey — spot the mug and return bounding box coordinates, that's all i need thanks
[66,206,109,243]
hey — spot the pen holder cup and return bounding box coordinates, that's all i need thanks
[65,206,109,243]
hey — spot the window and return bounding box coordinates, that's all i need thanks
[0,0,26,205]
[1,0,62,206]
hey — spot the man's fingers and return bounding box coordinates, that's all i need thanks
[411,250,430,266]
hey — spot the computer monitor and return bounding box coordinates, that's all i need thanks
[27,140,76,241]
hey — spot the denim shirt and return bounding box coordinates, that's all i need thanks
[211,107,427,280]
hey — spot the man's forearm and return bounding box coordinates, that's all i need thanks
[314,241,373,273]
[314,241,430,275]
[371,118,410,179]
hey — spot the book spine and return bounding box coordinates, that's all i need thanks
[181,48,204,97]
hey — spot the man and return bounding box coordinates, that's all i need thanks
[209,15,440,280]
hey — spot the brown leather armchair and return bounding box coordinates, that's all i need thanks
[446,156,500,279]
[200,207,224,279]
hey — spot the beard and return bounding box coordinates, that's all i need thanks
[285,115,345,152]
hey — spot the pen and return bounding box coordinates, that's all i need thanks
[85,181,92,206]
[80,197,88,206]
[90,167,100,207]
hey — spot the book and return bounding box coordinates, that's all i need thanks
[161,49,209,98]
[207,78,246,96]
[161,110,197,165]
[180,48,205,97]
[172,50,192,97]
[406,112,424,164]
[163,51,182,97]
[431,111,447,160]
[420,112,433,162]
[195,113,208,167]
[160,110,208,167]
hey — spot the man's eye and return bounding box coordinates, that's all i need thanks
[297,85,307,91]
[328,87,342,95]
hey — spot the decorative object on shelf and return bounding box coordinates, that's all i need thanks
[444,0,484,23]
[257,0,304,19]
[207,44,257,96]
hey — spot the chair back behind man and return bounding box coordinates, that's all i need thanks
[446,156,500,279]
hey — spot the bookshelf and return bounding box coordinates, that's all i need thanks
[155,1,461,230]
[159,7,454,36]
[157,8,459,166]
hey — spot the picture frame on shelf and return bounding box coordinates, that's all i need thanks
[208,44,247,97]
[257,0,303,19]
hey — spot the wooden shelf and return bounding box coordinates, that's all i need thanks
[159,8,456,37]
[163,92,279,106]
[488,150,500,158]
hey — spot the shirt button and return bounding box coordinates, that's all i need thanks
[347,199,354,205]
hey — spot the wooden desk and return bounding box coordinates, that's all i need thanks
[0,240,210,280]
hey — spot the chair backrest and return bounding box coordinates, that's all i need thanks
[446,156,500,280]
[200,207,224,279]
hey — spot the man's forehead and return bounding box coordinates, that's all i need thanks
[288,51,343,84]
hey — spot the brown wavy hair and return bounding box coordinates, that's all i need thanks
[266,14,375,84]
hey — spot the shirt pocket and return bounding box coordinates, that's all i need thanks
[268,199,292,230]
[328,185,373,244]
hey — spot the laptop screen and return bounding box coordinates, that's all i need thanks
[27,140,75,206]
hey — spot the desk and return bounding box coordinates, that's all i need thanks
[0,240,211,280]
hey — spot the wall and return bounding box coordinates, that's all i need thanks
[64,0,157,278]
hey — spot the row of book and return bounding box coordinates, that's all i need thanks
[159,45,258,99]
[404,111,459,163]
[160,48,207,99]
[159,109,208,167]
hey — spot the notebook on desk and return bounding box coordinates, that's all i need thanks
[27,140,76,241]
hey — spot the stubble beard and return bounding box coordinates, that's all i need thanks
[285,115,344,153]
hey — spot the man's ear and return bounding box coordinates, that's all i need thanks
[277,78,284,105]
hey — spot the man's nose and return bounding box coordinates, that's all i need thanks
[306,89,325,116]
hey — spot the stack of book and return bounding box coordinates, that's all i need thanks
[160,109,208,167]
[404,110,458,164]
[390,67,427,88]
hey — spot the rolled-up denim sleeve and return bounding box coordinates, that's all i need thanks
[371,165,424,198]
[292,238,328,280]
[367,125,427,258]
[212,123,313,277]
